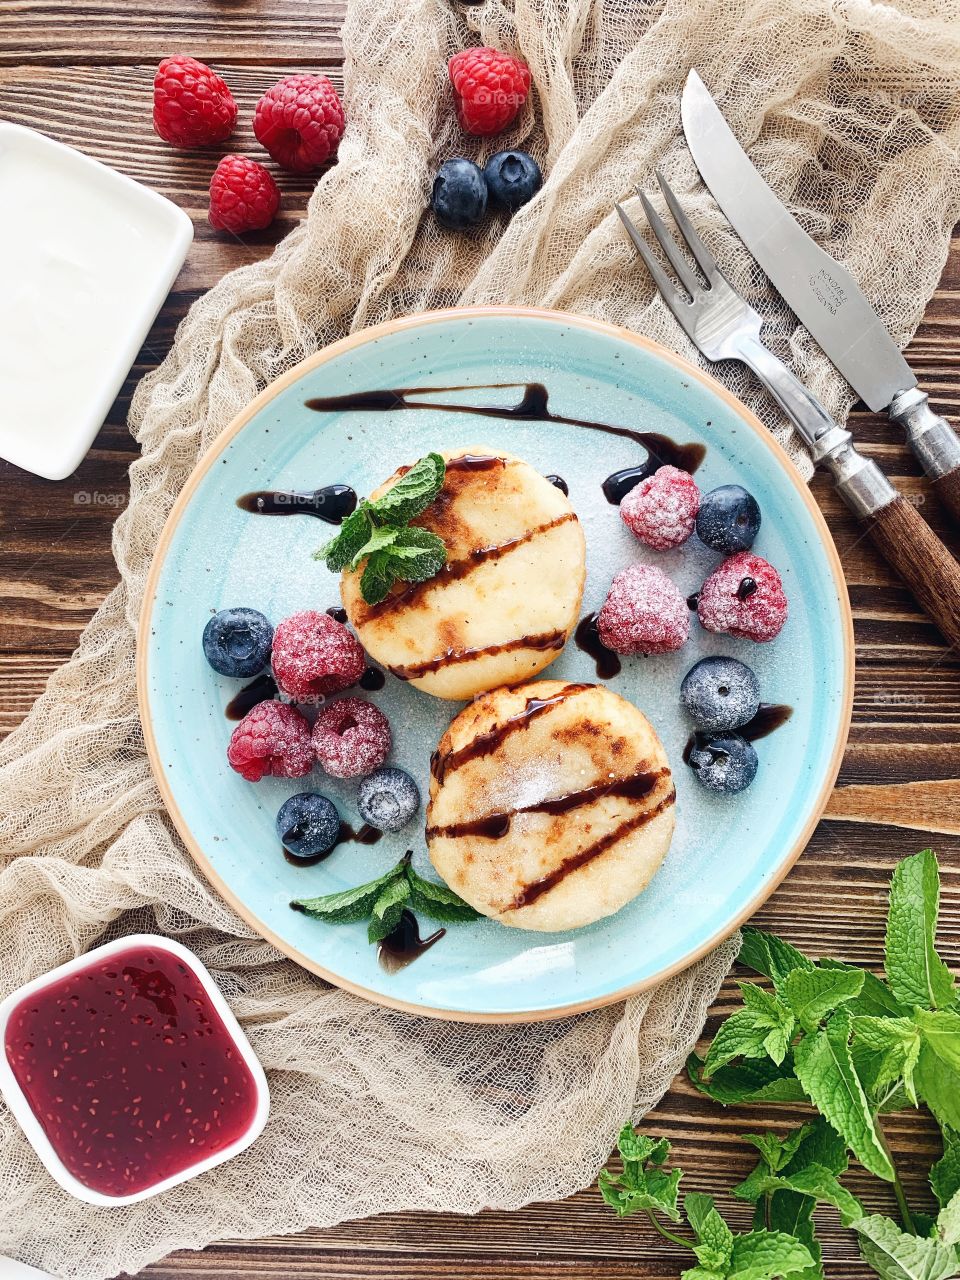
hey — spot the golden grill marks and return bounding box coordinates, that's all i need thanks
[427,681,676,932]
[340,448,587,701]
[356,511,578,625]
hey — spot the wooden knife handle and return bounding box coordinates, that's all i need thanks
[932,467,960,529]
[864,494,960,649]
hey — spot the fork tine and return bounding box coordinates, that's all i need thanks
[654,170,718,283]
[636,189,700,299]
[615,202,689,321]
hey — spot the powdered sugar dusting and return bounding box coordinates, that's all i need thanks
[697,552,788,643]
[312,696,392,778]
[598,563,690,655]
[620,465,700,550]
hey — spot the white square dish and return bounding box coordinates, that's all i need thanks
[0,124,193,480]
[0,934,269,1206]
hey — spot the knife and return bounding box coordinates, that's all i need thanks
[680,69,960,527]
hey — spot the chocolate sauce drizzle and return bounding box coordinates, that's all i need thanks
[545,474,569,495]
[390,629,566,682]
[509,789,676,909]
[682,703,794,763]
[431,682,593,784]
[574,611,621,679]
[236,485,357,524]
[426,768,666,841]
[304,382,705,478]
[283,821,383,867]
[377,910,445,973]
[225,673,278,720]
[326,605,348,623]
[360,513,578,622]
[737,577,758,601]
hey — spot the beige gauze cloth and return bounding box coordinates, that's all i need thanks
[2,0,959,1274]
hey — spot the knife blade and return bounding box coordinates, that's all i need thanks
[680,69,960,523]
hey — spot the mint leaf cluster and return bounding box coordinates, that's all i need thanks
[600,851,960,1280]
[315,452,448,604]
[291,851,480,943]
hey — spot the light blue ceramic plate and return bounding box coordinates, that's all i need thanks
[139,308,853,1022]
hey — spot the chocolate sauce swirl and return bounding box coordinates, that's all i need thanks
[389,628,566,682]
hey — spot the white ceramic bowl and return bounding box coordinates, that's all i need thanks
[0,934,269,1206]
[0,124,193,480]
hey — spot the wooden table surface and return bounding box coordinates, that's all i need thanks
[2,4,959,1277]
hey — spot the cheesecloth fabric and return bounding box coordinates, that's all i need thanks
[2,0,959,1274]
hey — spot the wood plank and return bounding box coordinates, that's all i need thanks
[0,2,347,65]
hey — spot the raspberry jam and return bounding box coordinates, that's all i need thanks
[3,943,260,1198]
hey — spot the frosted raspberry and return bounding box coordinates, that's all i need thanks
[598,564,689,656]
[227,701,314,782]
[312,698,391,779]
[272,610,365,702]
[697,552,788,642]
[620,466,700,550]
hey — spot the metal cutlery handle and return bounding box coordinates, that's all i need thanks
[736,335,960,649]
[889,387,960,526]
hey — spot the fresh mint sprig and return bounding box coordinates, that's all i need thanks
[315,452,448,604]
[601,850,960,1280]
[291,851,481,944]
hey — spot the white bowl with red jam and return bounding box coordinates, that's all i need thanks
[0,934,269,1206]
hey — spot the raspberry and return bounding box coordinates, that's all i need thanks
[697,552,788,642]
[621,466,700,550]
[208,155,280,234]
[227,701,314,782]
[253,74,345,172]
[271,610,365,702]
[598,564,690,656]
[312,698,391,779]
[448,46,531,136]
[153,55,237,149]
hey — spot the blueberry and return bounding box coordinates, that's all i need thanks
[276,793,341,860]
[202,607,273,678]
[681,656,760,732]
[356,767,420,833]
[686,733,758,795]
[483,150,542,211]
[696,485,761,554]
[431,159,488,230]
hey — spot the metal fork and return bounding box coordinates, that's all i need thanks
[617,173,960,650]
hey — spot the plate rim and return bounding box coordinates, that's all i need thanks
[137,304,855,1023]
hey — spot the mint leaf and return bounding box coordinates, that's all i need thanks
[783,1116,849,1176]
[793,1012,895,1181]
[348,522,399,569]
[781,968,865,1033]
[694,1207,735,1272]
[388,526,448,582]
[688,1053,808,1105]
[937,1190,960,1247]
[853,1214,960,1280]
[741,1126,815,1174]
[916,1011,960,1074]
[598,1127,682,1221]
[727,1229,815,1280]
[767,1192,822,1280]
[685,1192,718,1238]
[359,549,398,605]
[931,1128,960,1208]
[915,1043,960,1130]
[852,1016,922,1105]
[886,850,956,1011]
[315,504,374,572]
[737,983,797,1065]
[702,1010,782,1077]
[405,863,482,924]
[368,452,445,524]
[819,960,906,1018]
[772,1165,865,1228]
[291,860,405,924]
[367,874,412,943]
[740,929,815,984]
